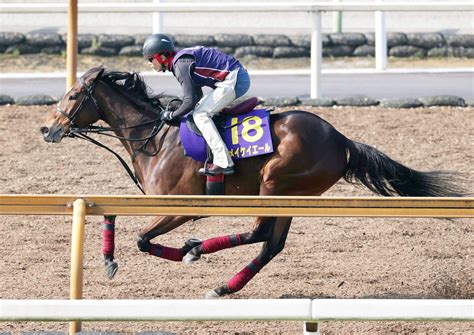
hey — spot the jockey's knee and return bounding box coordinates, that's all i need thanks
[136,235,151,252]
[192,112,211,125]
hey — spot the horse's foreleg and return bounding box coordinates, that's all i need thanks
[207,216,293,298]
[183,217,274,263]
[137,215,195,262]
[101,215,118,279]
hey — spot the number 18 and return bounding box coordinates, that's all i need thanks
[231,116,264,145]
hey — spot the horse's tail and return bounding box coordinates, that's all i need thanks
[343,139,465,197]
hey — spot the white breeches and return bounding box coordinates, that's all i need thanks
[192,69,239,168]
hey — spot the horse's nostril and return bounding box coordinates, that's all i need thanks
[40,126,49,135]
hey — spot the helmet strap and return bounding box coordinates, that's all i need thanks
[155,52,174,72]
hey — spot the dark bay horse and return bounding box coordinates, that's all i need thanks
[40,66,462,298]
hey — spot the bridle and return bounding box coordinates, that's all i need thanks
[57,68,105,128]
[57,69,175,195]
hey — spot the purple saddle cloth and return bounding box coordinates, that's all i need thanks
[179,108,274,163]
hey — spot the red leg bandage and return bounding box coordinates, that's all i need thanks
[207,173,224,182]
[202,234,242,254]
[149,244,183,262]
[227,259,261,292]
[101,221,115,256]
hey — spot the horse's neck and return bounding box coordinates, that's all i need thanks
[95,87,178,161]
[99,92,150,128]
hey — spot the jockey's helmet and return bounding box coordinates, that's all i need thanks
[143,33,175,71]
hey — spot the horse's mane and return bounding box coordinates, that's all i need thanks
[82,66,163,114]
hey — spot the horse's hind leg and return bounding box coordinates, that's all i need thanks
[182,216,275,263]
[207,216,293,298]
[137,215,196,262]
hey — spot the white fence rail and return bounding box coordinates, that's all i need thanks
[2,299,472,335]
[2,299,472,321]
[2,299,473,321]
[1,2,473,13]
[1,2,472,97]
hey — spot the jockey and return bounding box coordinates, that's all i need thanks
[142,33,251,176]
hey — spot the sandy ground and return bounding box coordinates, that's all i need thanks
[0,104,473,334]
[0,54,473,73]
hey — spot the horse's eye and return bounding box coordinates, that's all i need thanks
[69,93,79,100]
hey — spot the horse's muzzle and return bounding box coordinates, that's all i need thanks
[40,124,65,143]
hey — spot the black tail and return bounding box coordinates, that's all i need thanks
[344,140,465,197]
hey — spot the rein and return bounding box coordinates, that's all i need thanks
[62,70,175,195]
[70,119,164,143]
[69,118,166,195]
[70,132,147,195]
[70,119,166,162]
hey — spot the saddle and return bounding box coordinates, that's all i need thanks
[177,97,273,196]
[186,97,260,136]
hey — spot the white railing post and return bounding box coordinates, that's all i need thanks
[152,0,163,33]
[375,0,387,70]
[310,10,322,99]
[333,0,342,33]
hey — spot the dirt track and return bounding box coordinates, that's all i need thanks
[0,105,473,334]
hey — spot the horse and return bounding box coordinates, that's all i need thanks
[40,65,463,298]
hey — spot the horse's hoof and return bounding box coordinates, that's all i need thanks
[182,241,202,264]
[105,260,118,279]
[205,289,220,299]
[182,250,201,264]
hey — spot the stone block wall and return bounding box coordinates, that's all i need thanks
[0,32,473,58]
[1,93,472,108]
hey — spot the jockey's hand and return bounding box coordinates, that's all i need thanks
[161,110,174,122]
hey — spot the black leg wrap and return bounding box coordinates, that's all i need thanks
[104,215,116,223]
[206,284,231,298]
[183,238,202,253]
[205,179,224,195]
[215,285,231,296]
[136,236,151,252]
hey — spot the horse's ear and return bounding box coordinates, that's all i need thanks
[85,67,105,87]
[94,68,105,82]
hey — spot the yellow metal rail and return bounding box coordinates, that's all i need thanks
[0,195,473,218]
[69,199,85,334]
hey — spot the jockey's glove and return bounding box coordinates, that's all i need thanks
[161,110,174,121]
